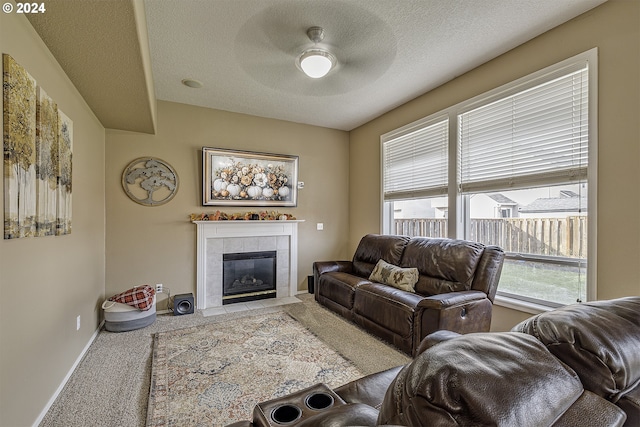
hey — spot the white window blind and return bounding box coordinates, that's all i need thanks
[382,118,448,201]
[459,65,589,193]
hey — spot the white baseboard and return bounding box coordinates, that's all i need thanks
[32,320,104,427]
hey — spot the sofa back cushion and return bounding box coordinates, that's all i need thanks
[401,237,485,296]
[378,332,603,427]
[352,234,410,278]
[513,297,640,408]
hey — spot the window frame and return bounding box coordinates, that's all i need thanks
[380,48,598,311]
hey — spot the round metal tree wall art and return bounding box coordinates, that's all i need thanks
[122,157,179,206]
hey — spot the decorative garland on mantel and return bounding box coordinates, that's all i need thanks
[189,210,297,222]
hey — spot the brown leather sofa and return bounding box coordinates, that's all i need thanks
[226,296,639,427]
[512,296,640,427]
[313,234,505,356]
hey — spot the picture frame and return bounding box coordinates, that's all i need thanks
[202,147,298,207]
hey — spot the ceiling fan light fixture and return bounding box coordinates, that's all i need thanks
[297,48,335,78]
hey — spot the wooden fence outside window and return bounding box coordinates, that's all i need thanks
[394,217,587,258]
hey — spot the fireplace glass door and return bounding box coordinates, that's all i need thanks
[222,251,277,304]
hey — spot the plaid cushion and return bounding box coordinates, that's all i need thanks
[109,285,156,311]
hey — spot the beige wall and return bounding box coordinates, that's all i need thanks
[0,9,106,427]
[3,1,639,424]
[105,101,350,302]
[349,0,640,330]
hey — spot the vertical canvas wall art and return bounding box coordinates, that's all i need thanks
[35,87,58,236]
[56,110,72,235]
[3,54,37,239]
[3,54,73,239]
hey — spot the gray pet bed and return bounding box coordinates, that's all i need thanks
[102,296,156,332]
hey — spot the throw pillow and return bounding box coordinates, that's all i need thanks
[369,259,419,293]
[109,285,156,311]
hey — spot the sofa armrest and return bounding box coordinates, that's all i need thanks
[417,290,488,309]
[334,366,403,409]
[413,291,493,355]
[313,261,353,276]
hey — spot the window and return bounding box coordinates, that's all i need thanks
[381,49,597,308]
[386,197,449,237]
[381,116,449,237]
[467,184,588,306]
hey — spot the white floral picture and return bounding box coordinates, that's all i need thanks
[202,147,298,207]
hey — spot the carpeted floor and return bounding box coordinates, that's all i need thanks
[39,294,410,427]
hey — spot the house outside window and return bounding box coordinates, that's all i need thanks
[382,49,597,309]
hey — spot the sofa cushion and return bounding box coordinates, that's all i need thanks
[353,283,423,337]
[352,234,410,278]
[401,237,484,296]
[369,259,418,293]
[377,332,600,427]
[512,297,640,407]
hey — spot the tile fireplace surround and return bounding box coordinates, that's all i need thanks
[194,220,302,309]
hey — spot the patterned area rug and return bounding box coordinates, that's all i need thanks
[146,311,364,426]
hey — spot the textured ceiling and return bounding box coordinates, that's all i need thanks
[28,0,607,133]
[145,0,606,130]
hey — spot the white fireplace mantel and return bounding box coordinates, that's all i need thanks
[194,220,303,309]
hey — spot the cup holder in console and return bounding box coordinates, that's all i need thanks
[270,404,302,424]
[305,392,334,410]
[256,384,345,427]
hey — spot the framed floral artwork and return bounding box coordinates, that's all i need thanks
[202,147,298,207]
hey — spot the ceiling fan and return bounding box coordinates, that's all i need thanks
[232,0,397,96]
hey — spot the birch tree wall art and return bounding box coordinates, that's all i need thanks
[3,54,73,239]
[35,86,58,236]
[3,54,37,239]
[56,110,72,235]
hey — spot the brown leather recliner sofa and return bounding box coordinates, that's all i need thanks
[313,234,505,356]
[226,296,639,427]
[512,296,640,427]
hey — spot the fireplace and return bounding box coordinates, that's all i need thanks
[223,250,277,305]
[195,220,301,309]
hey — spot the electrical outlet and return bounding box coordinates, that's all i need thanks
[317,223,324,230]
[156,283,163,293]
[76,315,81,331]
